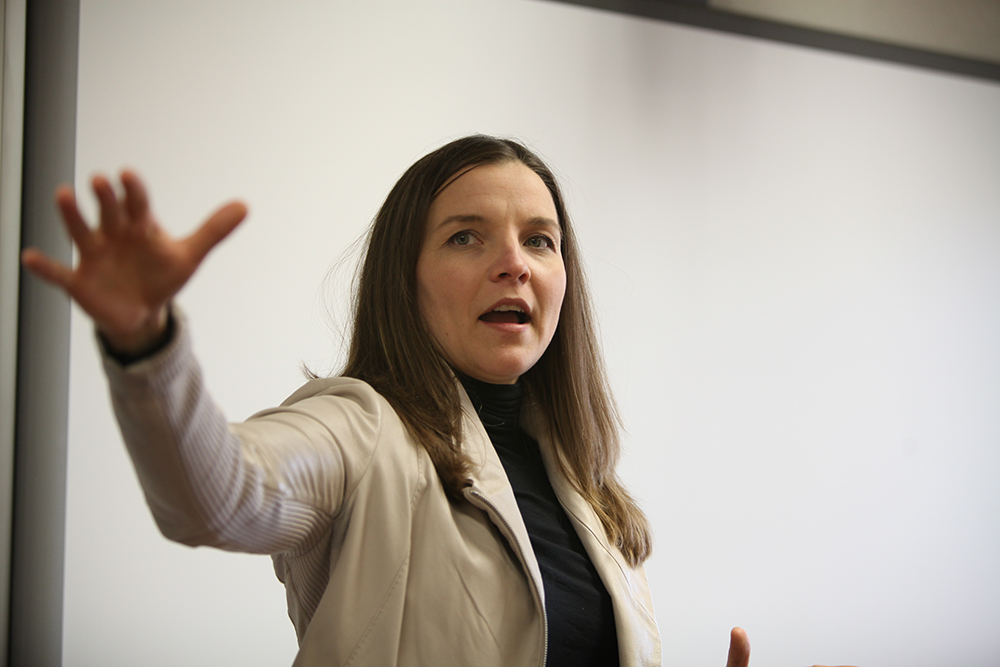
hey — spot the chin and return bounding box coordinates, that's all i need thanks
[479,361,539,385]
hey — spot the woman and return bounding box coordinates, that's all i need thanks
[22,136,752,666]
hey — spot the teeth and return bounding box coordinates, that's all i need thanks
[492,305,525,313]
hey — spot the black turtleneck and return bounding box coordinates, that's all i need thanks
[459,374,620,667]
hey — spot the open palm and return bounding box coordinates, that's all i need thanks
[22,170,246,353]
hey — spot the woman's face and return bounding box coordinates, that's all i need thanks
[416,161,567,384]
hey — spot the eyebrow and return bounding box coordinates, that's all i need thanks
[433,214,562,237]
[436,214,486,228]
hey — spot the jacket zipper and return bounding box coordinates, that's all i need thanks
[467,489,549,667]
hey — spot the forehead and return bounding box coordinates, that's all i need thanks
[427,161,557,222]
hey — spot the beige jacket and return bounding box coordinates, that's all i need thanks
[104,316,661,666]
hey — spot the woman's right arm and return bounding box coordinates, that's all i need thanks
[102,307,353,555]
[26,172,383,555]
[21,172,344,553]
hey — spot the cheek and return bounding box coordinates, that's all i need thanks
[415,269,432,318]
[417,264,465,333]
[546,270,568,328]
[415,264,440,334]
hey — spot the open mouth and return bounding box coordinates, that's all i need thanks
[479,305,530,325]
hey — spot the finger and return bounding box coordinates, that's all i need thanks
[55,185,97,254]
[21,248,75,291]
[92,174,125,236]
[185,201,247,262]
[120,169,151,222]
[726,627,750,667]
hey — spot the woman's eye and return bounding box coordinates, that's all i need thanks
[526,235,555,250]
[450,232,473,246]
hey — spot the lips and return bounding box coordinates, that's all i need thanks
[479,301,531,325]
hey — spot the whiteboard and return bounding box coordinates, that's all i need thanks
[65,1,1000,665]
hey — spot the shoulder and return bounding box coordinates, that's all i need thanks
[269,376,402,433]
[266,375,421,470]
[241,376,415,477]
[237,376,428,518]
[279,376,390,411]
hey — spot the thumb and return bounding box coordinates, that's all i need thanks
[726,627,750,667]
[186,201,248,262]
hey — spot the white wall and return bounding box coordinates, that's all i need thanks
[65,1,1000,665]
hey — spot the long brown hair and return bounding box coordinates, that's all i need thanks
[341,135,652,566]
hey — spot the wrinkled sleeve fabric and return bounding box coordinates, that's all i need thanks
[101,311,381,557]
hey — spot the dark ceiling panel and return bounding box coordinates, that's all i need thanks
[545,0,1000,82]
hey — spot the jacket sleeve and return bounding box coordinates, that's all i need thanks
[102,310,383,556]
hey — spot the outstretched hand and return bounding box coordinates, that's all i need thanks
[21,171,246,354]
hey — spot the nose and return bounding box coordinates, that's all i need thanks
[491,239,530,284]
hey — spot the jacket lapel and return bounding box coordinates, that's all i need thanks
[521,403,662,667]
[456,384,547,609]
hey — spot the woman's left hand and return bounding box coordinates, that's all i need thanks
[725,627,859,667]
[726,627,751,667]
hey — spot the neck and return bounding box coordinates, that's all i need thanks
[457,372,523,440]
